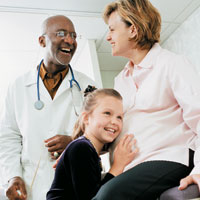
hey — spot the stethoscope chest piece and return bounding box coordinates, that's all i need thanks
[34,100,44,110]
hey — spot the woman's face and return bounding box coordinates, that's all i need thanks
[107,11,135,58]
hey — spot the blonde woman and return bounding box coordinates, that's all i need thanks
[93,0,200,199]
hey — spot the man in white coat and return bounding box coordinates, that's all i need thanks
[0,15,96,200]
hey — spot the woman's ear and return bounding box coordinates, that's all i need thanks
[39,35,46,47]
[129,24,137,39]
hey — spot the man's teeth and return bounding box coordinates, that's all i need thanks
[61,48,71,53]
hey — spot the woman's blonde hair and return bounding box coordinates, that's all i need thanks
[72,88,122,140]
[103,0,161,50]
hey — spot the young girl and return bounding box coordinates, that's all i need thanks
[46,88,138,200]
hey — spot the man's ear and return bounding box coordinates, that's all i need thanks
[39,35,46,47]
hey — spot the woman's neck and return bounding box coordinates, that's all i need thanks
[128,47,150,65]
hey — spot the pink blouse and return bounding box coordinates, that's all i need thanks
[112,43,200,174]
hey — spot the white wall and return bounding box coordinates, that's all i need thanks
[99,54,128,88]
[162,6,200,73]
[0,12,47,113]
[100,70,120,88]
[72,39,103,88]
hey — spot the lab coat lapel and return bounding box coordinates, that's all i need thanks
[39,77,52,101]
[24,68,52,102]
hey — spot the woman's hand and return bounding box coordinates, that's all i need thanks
[179,174,200,191]
[109,134,138,176]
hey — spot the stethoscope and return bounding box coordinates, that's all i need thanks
[34,59,82,116]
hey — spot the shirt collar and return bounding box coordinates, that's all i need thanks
[40,62,46,81]
[124,43,162,76]
[40,62,69,81]
[24,62,70,86]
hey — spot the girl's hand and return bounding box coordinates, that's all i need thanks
[109,134,138,176]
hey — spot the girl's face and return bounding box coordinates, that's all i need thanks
[84,96,123,145]
[106,11,136,58]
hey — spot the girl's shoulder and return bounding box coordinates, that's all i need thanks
[66,136,95,155]
[62,136,100,167]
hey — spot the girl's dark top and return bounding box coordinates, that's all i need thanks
[46,136,114,200]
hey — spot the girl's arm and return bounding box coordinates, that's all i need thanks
[67,140,105,199]
[109,134,138,176]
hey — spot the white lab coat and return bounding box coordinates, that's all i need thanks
[0,67,96,200]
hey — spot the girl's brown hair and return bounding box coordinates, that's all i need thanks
[72,88,122,140]
[103,0,161,50]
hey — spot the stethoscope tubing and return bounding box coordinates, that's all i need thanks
[68,64,81,91]
[35,60,81,110]
[37,59,44,101]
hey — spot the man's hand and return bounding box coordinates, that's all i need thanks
[44,135,72,159]
[52,151,64,169]
[6,176,27,200]
[179,174,200,191]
